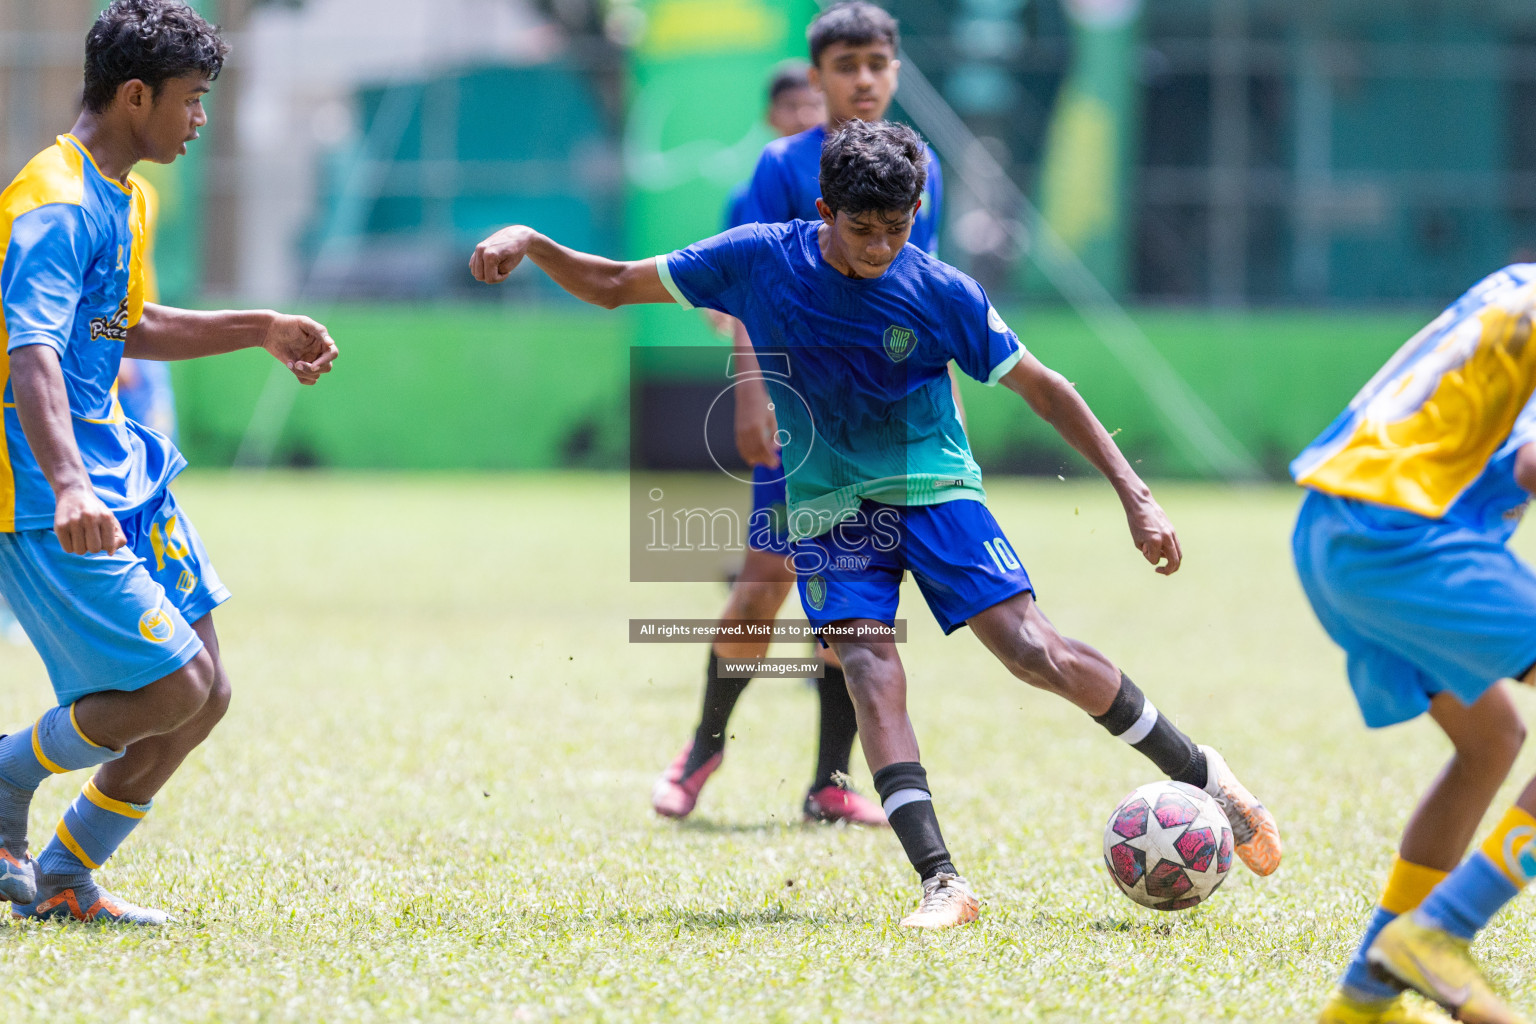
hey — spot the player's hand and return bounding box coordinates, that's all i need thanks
[263,314,338,385]
[54,484,126,555]
[1123,492,1181,575]
[734,377,781,469]
[470,226,535,284]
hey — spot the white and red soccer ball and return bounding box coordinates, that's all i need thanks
[1103,781,1233,911]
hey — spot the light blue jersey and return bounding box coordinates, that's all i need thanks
[0,135,183,531]
[0,137,220,703]
[656,219,1024,539]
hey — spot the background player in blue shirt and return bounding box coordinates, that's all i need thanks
[471,119,1280,928]
[0,0,337,925]
[1293,266,1536,1024]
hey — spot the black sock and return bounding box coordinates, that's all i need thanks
[872,762,956,880]
[1092,673,1207,788]
[684,652,750,776]
[810,666,858,791]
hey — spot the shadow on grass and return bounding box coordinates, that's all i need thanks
[1089,917,1178,935]
[671,819,791,835]
[612,905,846,930]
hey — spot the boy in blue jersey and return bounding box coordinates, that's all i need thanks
[1294,267,1536,1024]
[0,0,338,925]
[472,119,1280,927]
[652,1,943,828]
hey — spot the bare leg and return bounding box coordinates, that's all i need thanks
[967,590,1122,715]
[1401,685,1526,870]
[830,625,918,772]
[92,615,232,805]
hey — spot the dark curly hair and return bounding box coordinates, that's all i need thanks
[819,120,927,219]
[807,2,899,66]
[83,0,228,114]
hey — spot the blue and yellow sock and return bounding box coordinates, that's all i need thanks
[0,706,122,851]
[1416,807,1536,940]
[34,778,149,882]
[1339,855,1448,1000]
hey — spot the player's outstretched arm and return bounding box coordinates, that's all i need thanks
[1000,354,1182,575]
[125,305,338,385]
[10,345,127,555]
[469,225,673,308]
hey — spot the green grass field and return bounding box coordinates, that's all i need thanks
[0,473,1532,1023]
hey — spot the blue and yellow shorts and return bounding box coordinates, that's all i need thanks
[0,486,229,705]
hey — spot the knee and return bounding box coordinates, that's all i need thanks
[1488,715,1527,768]
[155,653,221,728]
[202,673,233,728]
[1459,713,1526,772]
[837,646,901,706]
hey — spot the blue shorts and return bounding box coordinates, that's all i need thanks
[1292,489,1536,728]
[0,487,230,705]
[747,463,791,556]
[793,498,1033,635]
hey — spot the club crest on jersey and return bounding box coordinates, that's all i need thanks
[138,607,174,644]
[806,574,827,611]
[883,325,917,363]
[89,297,130,343]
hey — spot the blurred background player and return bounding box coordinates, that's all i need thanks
[470,118,1281,929]
[650,1,943,828]
[1295,266,1536,1024]
[0,0,337,925]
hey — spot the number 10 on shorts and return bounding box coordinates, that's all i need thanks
[983,536,1021,574]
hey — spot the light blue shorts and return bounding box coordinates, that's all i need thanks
[0,487,230,705]
[1292,489,1536,728]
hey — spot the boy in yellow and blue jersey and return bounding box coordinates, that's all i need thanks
[1294,264,1536,1024]
[0,0,337,925]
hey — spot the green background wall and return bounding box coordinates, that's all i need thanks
[170,305,1428,478]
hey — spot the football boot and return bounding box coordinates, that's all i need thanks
[1368,914,1528,1024]
[651,742,722,819]
[803,785,887,826]
[1200,745,1282,876]
[1317,987,1456,1024]
[13,873,169,926]
[899,872,979,929]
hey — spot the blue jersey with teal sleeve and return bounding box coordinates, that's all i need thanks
[738,124,944,255]
[0,135,184,531]
[656,220,1024,539]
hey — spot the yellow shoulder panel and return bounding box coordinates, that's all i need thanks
[0,138,85,225]
[127,182,149,325]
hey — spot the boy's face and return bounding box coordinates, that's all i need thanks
[132,73,210,164]
[809,40,898,125]
[768,85,825,138]
[816,198,919,279]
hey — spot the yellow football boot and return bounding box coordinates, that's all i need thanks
[1367,914,1529,1024]
[1317,988,1455,1024]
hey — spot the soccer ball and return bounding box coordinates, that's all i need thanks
[1102,781,1233,911]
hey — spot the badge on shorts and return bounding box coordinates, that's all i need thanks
[138,607,174,644]
[806,574,827,611]
[176,570,197,595]
[883,325,916,363]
